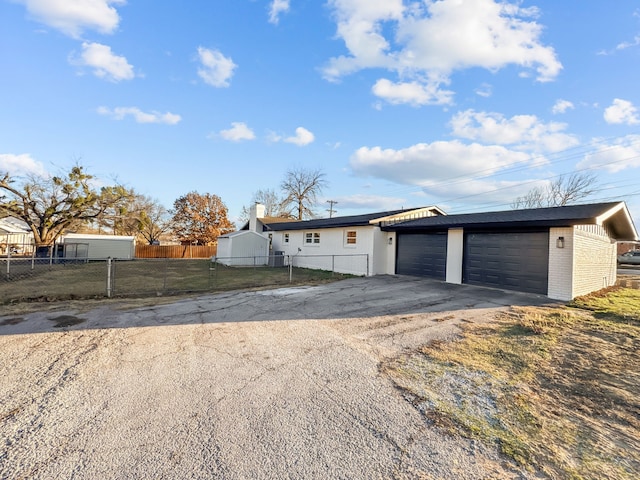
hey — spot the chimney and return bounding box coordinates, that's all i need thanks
[249,203,266,232]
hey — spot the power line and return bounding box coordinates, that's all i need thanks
[350,134,640,205]
[440,152,640,213]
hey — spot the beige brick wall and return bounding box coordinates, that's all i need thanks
[548,227,575,301]
[573,227,616,298]
[548,226,616,301]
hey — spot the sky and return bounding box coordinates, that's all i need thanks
[1,0,640,229]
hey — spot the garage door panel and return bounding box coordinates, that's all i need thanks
[464,232,549,295]
[397,233,447,280]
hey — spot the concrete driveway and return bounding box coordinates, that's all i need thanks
[0,276,549,479]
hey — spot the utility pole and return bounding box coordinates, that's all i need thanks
[326,200,338,218]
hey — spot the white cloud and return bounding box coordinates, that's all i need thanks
[372,78,453,106]
[449,109,579,153]
[475,83,493,98]
[598,35,640,55]
[196,47,237,88]
[616,35,640,51]
[577,135,640,173]
[97,106,181,125]
[349,140,532,188]
[324,0,561,106]
[218,122,256,142]
[604,99,640,125]
[70,42,134,82]
[0,153,47,176]
[284,127,315,146]
[268,0,290,25]
[552,99,574,114]
[15,0,125,38]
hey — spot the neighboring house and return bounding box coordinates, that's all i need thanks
[0,217,34,255]
[242,203,446,275]
[617,241,640,255]
[60,233,136,260]
[384,202,637,301]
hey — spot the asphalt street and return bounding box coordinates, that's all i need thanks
[1,276,550,479]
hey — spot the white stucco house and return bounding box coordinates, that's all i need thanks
[233,201,637,301]
[237,203,446,274]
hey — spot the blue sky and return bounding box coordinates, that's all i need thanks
[2,0,640,227]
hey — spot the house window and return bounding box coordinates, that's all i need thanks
[284,233,289,244]
[345,230,357,245]
[305,232,320,245]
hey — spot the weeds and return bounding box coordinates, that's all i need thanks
[385,288,640,479]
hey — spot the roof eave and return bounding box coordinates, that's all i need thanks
[596,202,639,241]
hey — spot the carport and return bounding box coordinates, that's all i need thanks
[386,202,638,301]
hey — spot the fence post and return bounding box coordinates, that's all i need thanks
[4,234,9,277]
[288,256,293,283]
[106,257,112,298]
[163,258,168,291]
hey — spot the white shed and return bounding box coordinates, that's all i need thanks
[216,230,270,266]
[61,234,136,260]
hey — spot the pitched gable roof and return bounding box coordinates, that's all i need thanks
[385,202,638,241]
[263,207,445,231]
[0,217,31,234]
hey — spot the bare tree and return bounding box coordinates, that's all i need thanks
[279,167,328,220]
[511,172,598,209]
[137,197,172,245]
[0,165,130,249]
[238,188,290,223]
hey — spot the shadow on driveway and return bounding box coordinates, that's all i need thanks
[0,275,555,336]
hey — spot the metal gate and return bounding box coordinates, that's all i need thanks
[396,233,447,280]
[463,231,549,294]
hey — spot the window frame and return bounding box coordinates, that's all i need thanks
[304,232,321,246]
[344,230,357,247]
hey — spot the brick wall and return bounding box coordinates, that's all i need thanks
[573,227,616,298]
[548,226,617,301]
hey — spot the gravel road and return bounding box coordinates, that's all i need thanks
[0,276,549,479]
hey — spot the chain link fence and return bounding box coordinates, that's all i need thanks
[0,254,368,304]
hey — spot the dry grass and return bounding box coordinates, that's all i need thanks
[384,287,640,479]
[0,259,349,305]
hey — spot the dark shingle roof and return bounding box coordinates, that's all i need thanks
[384,202,638,241]
[264,208,421,231]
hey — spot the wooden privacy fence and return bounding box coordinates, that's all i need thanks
[135,245,217,259]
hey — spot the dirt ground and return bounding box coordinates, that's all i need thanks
[0,276,552,479]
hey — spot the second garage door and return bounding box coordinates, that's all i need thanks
[396,233,447,280]
[463,231,549,295]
